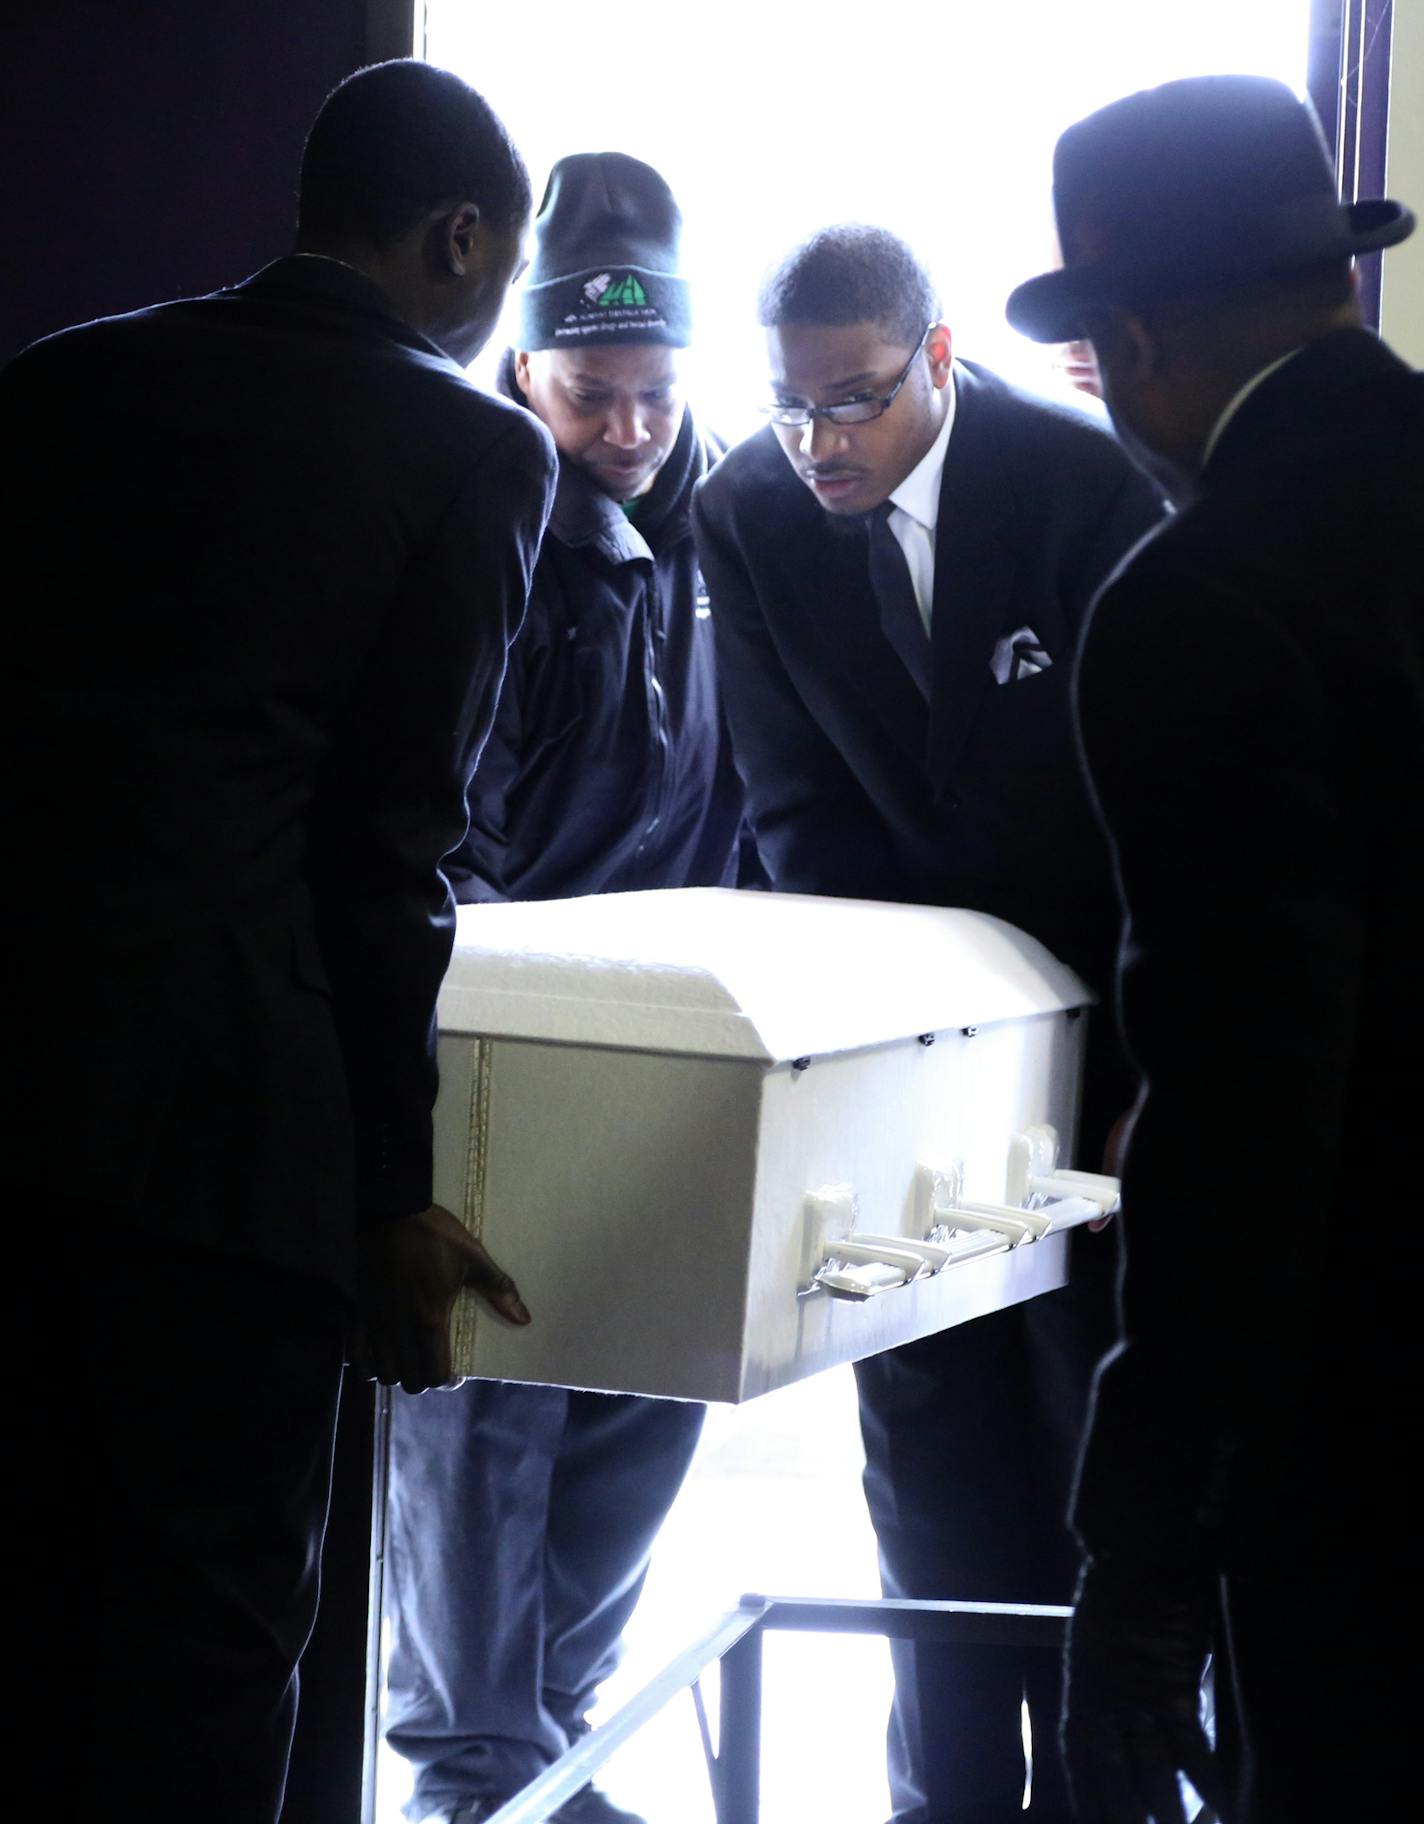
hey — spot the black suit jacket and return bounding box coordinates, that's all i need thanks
[7,257,556,1295]
[692,360,1165,997]
[1071,328,1424,1573]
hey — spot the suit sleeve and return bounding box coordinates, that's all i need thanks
[1070,550,1363,1568]
[1063,458,1168,633]
[442,645,525,905]
[308,416,557,1221]
[692,483,909,898]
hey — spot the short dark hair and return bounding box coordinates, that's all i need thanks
[757,225,941,349]
[298,60,531,248]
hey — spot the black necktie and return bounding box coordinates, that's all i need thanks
[867,503,932,700]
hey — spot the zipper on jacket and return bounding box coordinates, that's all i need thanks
[638,576,673,853]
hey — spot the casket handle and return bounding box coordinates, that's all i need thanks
[801,1147,1118,1303]
[1028,1168,1121,1214]
[934,1194,1111,1244]
[810,1229,1011,1299]
[1006,1126,1121,1216]
[936,1201,1041,1246]
[849,1233,980,1273]
[819,1237,937,1278]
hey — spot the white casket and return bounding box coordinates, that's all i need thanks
[434,888,1099,1403]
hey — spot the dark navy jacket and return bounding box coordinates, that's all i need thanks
[447,360,743,901]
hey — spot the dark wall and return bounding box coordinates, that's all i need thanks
[2,1,401,365]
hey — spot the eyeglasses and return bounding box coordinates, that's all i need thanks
[761,325,934,427]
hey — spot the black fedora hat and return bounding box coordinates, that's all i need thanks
[1007,74,1414,344]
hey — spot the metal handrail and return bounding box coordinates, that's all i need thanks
[747,1594,1071,1643]
[483,1603,766,1824]
[479,1595,1074,1824]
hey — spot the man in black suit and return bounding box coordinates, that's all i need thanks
[7,60,556,1823]
[693,228,1164,1822]
[1008,75,1420,1824]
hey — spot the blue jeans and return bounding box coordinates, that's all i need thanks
[385,1380,705,1816]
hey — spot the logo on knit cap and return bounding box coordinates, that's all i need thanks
[595,273,648,308]
[558,271,668,339]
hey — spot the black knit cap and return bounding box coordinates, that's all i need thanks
[520,151,692,350]
[1007,74,1414,344]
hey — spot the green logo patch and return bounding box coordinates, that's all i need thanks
[597,273,648,308]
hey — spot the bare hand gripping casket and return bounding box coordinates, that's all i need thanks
[433,888,1111,1403]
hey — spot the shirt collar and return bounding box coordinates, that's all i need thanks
[1201,347,1304,470]
[287,251,367,279]
[888,365,958,531]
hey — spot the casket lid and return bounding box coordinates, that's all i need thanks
[437,889,1090,1062]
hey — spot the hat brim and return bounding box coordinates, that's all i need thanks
[1006,198,1416,344]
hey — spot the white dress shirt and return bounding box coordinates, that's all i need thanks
[885,367,958,635]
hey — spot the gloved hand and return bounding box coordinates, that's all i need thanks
[1062,1553,1225,1823]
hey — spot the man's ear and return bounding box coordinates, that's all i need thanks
[926,322,953,387]
[1115,310,1158,383]
[438,202,483,277]
[1088,309,1157,388]
[512,350,534,399]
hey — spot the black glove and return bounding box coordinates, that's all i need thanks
[1062,1553,1225,1823]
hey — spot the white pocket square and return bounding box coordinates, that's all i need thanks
[990,626,1053,685]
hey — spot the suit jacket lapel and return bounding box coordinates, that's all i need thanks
[926,364,1019,794]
